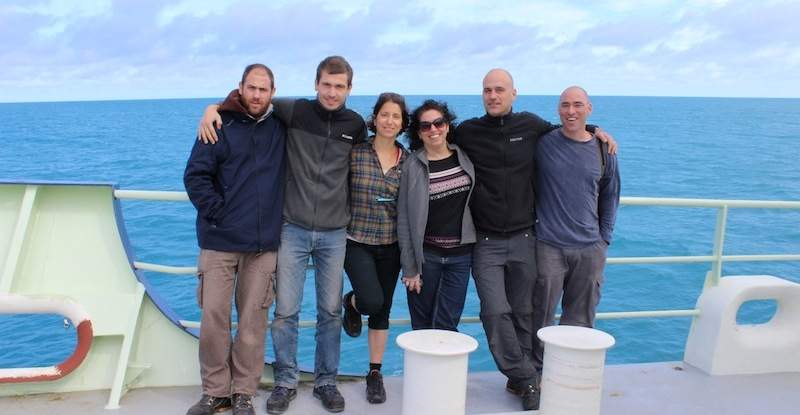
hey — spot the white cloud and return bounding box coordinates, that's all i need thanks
[9,0,113,38]
[591,46,626,59]
[373,19,431,46]
[643,26,721,53]
[156,0,235,27]
[753,43,800,67]
[10,0,112,18]
[664,26,720,52]
[191,34,219,51]
[401,0,598,49]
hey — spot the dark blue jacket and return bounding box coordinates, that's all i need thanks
[184,93,286,252]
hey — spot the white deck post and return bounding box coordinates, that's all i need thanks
[537,326,615,415]
[396,329,478,415]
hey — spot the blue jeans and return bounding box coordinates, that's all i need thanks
[271,223,346,388]
[407,249,472,331]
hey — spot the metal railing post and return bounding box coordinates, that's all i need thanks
[709,205,729,287]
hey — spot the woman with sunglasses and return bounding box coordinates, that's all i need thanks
[341,92,409,404]
[397,99,476,331]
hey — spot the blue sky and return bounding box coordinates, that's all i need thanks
[1,0,798,102]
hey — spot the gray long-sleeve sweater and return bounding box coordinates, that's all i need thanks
[534,129,620,247]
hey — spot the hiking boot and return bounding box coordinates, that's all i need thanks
[313,384,346,412]
[521,383,541,411]
[342,291,362,337]
[505,379,524,396]
[186,394,231,415]
[266,386,296,415]
[366,370,386,404]
[232,393,254,415]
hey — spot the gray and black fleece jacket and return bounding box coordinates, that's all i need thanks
[272,96,367,230]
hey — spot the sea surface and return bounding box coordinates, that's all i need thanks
[2,95,800,376]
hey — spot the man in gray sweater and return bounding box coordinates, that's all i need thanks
[532,86,621,393]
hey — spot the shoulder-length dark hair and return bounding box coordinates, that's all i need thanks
[407,99,458,151]
[366,92,410,135]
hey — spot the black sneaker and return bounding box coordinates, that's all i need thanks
[266,386,297,415]
[186,394,231,415]
[521,383,541,411]
[313,384,346,413]
[505,379,524,396]
[232,393,254,415]
[342,291,362,337]
[365,370,386,404]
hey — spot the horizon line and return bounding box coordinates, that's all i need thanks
[2,93,799,105]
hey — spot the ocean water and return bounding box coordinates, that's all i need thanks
[2,95,799,377]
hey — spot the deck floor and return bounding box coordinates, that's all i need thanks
[3,362,800,414]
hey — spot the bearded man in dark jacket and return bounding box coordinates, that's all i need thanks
[184,63,286,415]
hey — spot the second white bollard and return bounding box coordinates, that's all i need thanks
[396,329,479,415]
[537,325,615,415]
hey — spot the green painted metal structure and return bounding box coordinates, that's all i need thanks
[0,183,200,409]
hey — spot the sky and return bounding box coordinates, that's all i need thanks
[1,0,799,102]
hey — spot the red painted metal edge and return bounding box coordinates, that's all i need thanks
[0,301,93,383]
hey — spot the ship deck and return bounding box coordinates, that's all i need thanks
[3,361,799,414]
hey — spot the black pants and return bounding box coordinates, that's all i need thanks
[343,239,401,330]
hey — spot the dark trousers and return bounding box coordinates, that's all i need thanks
[407,249,472,331]
[472,229,538,386]
[343,239,401,330]
[532,239,607,372]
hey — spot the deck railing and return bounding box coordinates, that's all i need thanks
[114,190,800,327]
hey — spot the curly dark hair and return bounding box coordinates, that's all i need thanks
[366,92,410,136]
[407,99,458,151]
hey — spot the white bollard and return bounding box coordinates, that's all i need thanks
[396,329,479,415]
[537,326,615,415]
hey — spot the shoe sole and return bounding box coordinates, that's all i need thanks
[266,391,296,415]
[313,390,345,413]
[506,386,524,396]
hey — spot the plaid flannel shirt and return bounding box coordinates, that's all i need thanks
[347,140,408,245]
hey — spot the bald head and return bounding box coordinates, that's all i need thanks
[482,68,517,117]
[560,85,590,103]
[484,68,514,87]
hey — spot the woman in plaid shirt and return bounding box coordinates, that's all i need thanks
[341,92,410,404]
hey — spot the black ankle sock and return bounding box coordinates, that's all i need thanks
[369,363,382,372]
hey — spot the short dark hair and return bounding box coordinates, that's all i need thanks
[315,56,353,86]
[241,63,274,88]
[366,92,410,135]
[407,99,458,151]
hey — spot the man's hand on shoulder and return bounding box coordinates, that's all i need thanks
[594,127,618,154]
[197,104,222,144]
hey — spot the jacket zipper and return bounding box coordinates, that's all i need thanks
[312,112,332,229]
[251,121,262,252]
[500,116,508,233]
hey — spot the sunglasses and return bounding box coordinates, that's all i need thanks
[418,117,447,132]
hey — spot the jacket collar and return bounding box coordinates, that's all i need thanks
[482,107,515,125]
[312,98,347,118]
[220,89,274,122]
